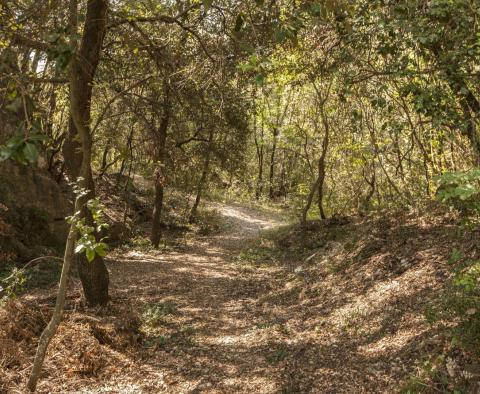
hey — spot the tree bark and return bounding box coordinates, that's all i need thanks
[252,89,264,200]
[150,86,171,248]
[27,198,79,392]
[255,110,265,199]
[269,127,279,199]
[316,104,330,219]
[63,0,110,306]
[301,174,322,227]
[190,129,214,222]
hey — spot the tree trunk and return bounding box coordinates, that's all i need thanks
[115,126,134,189]
[256,147,264,199]
[28,2,109,387]
[317,153,327,220]
[62,0,109,307]
[27,198,79,392]
[317,105,330,220]
[253,89,264,200]
[150,87,171,248]
[269,128,279,199]
[255,111,264,199]
[301,175,322,227]
[100,138,112,175]
[190,129,214,222]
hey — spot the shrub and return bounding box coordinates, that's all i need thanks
[427,169,480,377]
[438,255,480,357]
[435,169,480,214]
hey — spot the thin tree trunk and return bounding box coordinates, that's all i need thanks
[311,79,332,219]
[28,4,111,384]
[27,198,79,392]
[317,125,329,220]
[255,110,264,199]
[301,175,322,227]
[123,145,134,229]
[269,128,278,199]
[190,129,214,222]
[115,126,134,189]
[100,139,112,175]
[150,86,171,248]
[317,154,327,220]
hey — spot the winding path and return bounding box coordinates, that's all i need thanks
[108,203,291,393]
[74,201,435,393]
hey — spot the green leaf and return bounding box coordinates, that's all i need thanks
[448,248,462,265]
[0,146,12,161]
[203,0,213,10]
[254,74,265,86]
[94,242,108,257]
[86,248,96,263]
[23,142,38,163]
[5,134,24,149]
[28,133,47,142]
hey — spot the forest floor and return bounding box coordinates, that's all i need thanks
[1,201,479,393]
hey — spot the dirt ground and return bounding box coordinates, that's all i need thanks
[1,202,478,393]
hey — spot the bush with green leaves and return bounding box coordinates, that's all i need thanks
[0,133,46,165]
[427,249,480,358]
[445,258,480,356]
[435,169,480,214]
[428,170,480,381]
[69,195,109,263]
[0,266,27,302]
[142,302,177,327]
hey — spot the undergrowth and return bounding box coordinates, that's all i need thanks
[0,260,63,302]
[402,170,480,393]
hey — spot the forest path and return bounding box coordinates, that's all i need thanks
[107,202,294,393]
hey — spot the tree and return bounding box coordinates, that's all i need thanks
[28,0,109,390]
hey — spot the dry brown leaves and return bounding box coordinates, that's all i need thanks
[1,204,477,393]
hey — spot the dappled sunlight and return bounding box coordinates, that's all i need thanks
[358,319,429,356]
[17,201,453,393]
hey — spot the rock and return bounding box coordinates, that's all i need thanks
[0,161,72,262]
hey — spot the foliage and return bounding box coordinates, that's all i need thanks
[435,255,480,357]
[400,355,472,394]
[435,170,480,214]
[2,0,480,388]
[430,170,480,360]
[234,245,277,266]
[0,260,63,303]
[68,185,109,263]
[0,266,27,302]
[0,133,46,165]
[142,301,177,327]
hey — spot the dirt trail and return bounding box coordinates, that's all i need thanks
[107,203,291,393]
[74,202,446,393]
